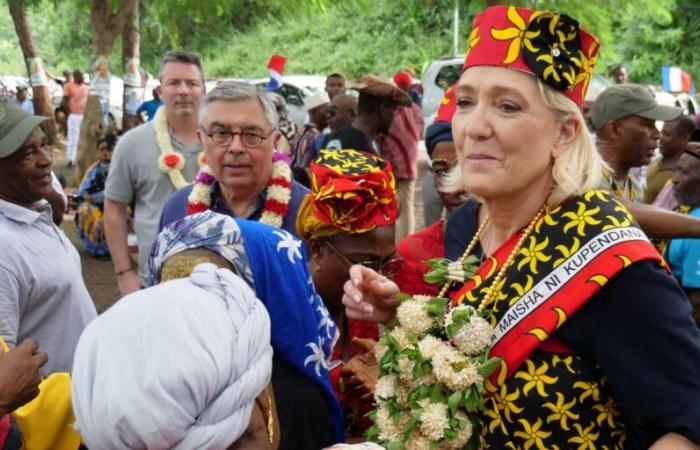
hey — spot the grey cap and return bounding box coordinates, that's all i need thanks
[0,96,46,159]
[591,84,683,130]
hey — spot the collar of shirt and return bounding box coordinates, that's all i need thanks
[0,198,51,225]
[210,182,265,220]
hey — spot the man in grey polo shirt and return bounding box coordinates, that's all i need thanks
[105,51,205,297]
[0,97,96,375]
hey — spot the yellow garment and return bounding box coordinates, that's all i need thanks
[296,193,341,241]
[644,158,675,204]
[0,337,80,450]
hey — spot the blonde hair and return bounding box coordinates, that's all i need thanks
[444,78,606,206]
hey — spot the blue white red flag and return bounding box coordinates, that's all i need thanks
[266,54,286,92]
[662,66,694,93]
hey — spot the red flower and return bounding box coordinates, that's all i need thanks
[163,153,181,169]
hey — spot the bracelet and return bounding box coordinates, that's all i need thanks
[115,268,133,277]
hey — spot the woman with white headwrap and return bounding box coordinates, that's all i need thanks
[71,263,278,449]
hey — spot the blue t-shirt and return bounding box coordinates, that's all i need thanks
[668,206,700,289]
[136,99,163,121]
[159,180,309,238]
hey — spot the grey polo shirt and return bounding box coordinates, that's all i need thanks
[0,199,97,374]
[105,120,202,281]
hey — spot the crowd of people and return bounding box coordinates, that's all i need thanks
[0,4,700,449]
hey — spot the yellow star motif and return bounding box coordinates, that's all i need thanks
[572,39,599,95]
[542,392,580,430]
[518,236,552,274]
[513,418,552,450]
[515,359,558,397]
[562,202,602,236]
[553,237,581,268]
[573,380,601,403]
[567,422,600,450]
[491,6,541,64]
[466,26,480,59]
[592,397,622,428]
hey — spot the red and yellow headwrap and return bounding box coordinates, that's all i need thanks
[296,149,399,240]
[464,5,600,107]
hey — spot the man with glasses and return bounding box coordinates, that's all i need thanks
[105,51,206,297]
[159,81,309,239]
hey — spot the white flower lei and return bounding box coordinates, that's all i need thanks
[154,107,204,190]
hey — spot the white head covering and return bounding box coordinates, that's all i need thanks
[71,263,273,449]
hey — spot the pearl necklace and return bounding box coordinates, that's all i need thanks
[439,206,546,313]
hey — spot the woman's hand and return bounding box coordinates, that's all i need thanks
[0,339,48,415]
[342,265,400,324]
[340,338,378,402]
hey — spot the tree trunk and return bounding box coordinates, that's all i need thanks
[7,0,58,145]
[89,0,133,56]
[73,96,105,187]
[121,0,141,132]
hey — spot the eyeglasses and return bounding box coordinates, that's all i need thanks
[203,128,275,148]
[323,238,403,277]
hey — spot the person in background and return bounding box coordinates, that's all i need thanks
[611,64,629,84]
[72,263,279,450]
[297,149,400,439]
[380,71,423,240]
[325,73,347,101]
[62,70,89,166]
[75,134,116,257]
[0,97,96,375]
[310,94,358,162]
[326,76,410,155]
[292,92,329,171]
[667,143,700,327]
[14,87,33,114]
[393,119,467,297]
[644,115,695,203]
[104,51,205,297]
[136,87,163,122]
[266,92,297,156]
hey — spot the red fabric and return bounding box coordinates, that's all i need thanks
[329,319,380,437]
[267,54,286,73]
[0,415,9,448]
[393,71,413,90]
[464,5,600,106]
[381,103,423,179]
[393,220,445,296]
[434,85,456,123]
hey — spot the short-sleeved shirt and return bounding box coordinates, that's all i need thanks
[668,206,700,289]
[136,99,163,121]
[445,200,700,447]
[62,82,89,115]
[158,180,309,238]
[599,170,644,202]
[105,120,202,280]
[325,125,377,154]
[0,199,97,374]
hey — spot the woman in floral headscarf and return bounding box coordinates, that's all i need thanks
[296,148,401,438]
[343,5,700,450]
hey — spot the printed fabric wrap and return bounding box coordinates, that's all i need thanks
[450,190,664,447]
[296,149,399,240]
[464,5,600,106]
[148,211,345,441]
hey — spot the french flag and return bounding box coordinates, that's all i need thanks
[662,66,694,93]
[266,54,286,92]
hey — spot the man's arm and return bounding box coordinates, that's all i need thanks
[651,433,700,450]
[625,201,700,239]
[104,199,141,297]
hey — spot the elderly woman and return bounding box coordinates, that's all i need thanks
[296,148,400,437]
[149,211,344,449]
[342,5,700,449]
[72,263,278,449]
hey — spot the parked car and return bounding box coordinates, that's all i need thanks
[249,75,327,128]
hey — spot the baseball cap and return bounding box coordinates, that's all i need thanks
[0,96,47,159]
[590,84,683,130]
[304,92,330,111]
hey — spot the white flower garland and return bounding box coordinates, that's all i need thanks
[154,107,205,190]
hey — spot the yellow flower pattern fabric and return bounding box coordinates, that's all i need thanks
[449,190,664,448]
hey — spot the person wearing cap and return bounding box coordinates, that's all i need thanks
[343,6,700,449]
[379,71,424,240]
[644,115,696,204]
[0,97,97,375]
[292,91,329,170]
[591,84,683,202]
[325,75,411,155]
[14,87,33,114]
[159,81,309,244]
[667,143,700,327]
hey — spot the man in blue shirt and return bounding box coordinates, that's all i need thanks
[159,81,308,238]
[14,87,33,114]
[668,144,700,326]
[136,88,163,122]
